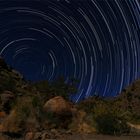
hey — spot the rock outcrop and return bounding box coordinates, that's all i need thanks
[43,96,72,115]
[43,96,73,129]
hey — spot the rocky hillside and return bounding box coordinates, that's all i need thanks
[76,80,140,136]
[0,57,78,140]
[0,57,140,140]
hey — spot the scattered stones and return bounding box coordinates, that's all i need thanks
[33,132,42,140]
[25,132,34,140]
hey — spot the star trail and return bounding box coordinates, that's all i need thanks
[0,0,140,102]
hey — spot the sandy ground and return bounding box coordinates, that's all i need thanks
[59,134,140,140]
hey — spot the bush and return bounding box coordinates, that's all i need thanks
[0,70,19,92]
[95,113,130,135]
[17,105,31,121]
[32,96,41,108]
[127,92,132,102]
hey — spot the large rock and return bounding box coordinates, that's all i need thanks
[127,122,140,134]
[43,96,72,115]
[43,96,73,129]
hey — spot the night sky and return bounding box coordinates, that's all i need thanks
[0,0,140,102]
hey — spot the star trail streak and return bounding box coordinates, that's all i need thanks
[0,0,139,102]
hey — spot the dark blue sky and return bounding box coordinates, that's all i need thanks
[0,0,140,102]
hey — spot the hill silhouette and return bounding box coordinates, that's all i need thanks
[0,57,139,139]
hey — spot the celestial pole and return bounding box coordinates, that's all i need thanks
[0,0,139,102]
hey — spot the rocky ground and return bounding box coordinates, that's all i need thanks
[1,133,140,140]
[62,134,140,140]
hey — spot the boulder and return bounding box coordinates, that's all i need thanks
[43,96,73,129]
[127,122,140,134]
[25,132,34,140]
[43,96,72,115]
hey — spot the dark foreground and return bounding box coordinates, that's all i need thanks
[59,134,140,140]
[1,134,140,140]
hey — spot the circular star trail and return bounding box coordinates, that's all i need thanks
[0,0,140,102]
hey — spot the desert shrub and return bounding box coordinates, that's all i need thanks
[95,112,130,135]
[52,77,78,95]
[127,92,133,102]
[78,101,95,113]
[31,96,46,122]
[0,75,16,92]
[32,96,41,108]
[131,114,140,123]
[33,80,49,92]
[32,77,78,101]
[17,105,31,120]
